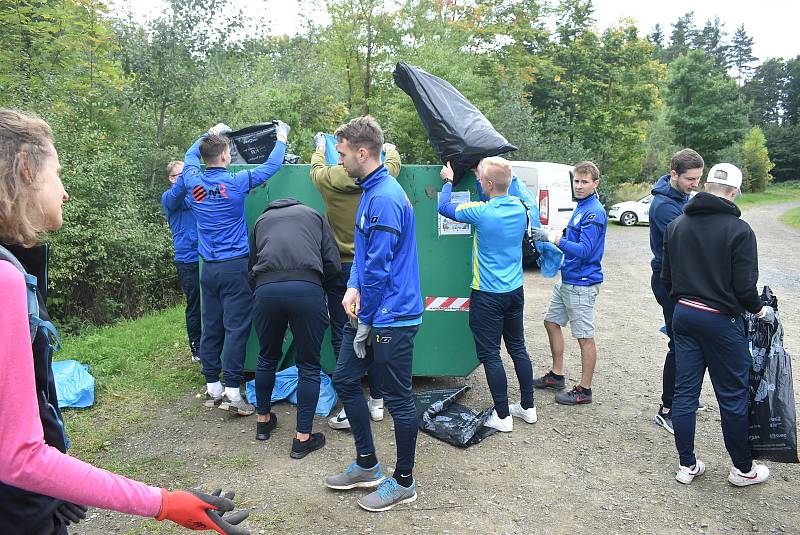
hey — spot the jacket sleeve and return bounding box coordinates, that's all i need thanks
[437,182,485,223]
[311,148,360,194]
[310,147,333,191]
[0,263,162,517]
[320,216,342,290]
[732,227,762,313]
[384,146,402,177]
[347,260,359,289]
[558,212,606,259]
[248,219,260,276]
[651,201,682,239]
[161,183,186,214]
[184,134,205,171]
[660,227,673,294]
[358,196,402,324]
[235,140,286,192]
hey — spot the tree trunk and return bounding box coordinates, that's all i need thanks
[150,99,168,188]
[362,0,375,116]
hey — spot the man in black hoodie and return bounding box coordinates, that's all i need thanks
[662,163,774,487]
[649,149,704,434]
[248,198,341,459]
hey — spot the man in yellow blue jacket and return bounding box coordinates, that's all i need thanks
[438,157,537,432]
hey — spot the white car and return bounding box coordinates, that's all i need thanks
[609,192,697,226]
[608,194,653,226]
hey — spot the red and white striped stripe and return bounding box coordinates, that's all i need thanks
[425,296,470,312]
[678,298,720,313]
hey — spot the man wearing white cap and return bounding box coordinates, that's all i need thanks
[661,163,774,487]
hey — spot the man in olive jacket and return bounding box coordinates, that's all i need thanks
[310,134,401,430]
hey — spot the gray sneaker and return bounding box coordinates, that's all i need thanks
[358,478,417,512]
[324,462,385,490]
[218,395,255,416]
[202,390,224,408]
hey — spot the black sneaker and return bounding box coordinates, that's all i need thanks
[654,406,674,434]
[555,385,592,405]
[290,432,326,459]
[533,371,566,390]
[256,412,278,441]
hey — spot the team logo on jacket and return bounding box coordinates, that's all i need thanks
[375,334,392,344]
[192,184,229,203]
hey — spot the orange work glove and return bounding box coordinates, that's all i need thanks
[155,488,250,534]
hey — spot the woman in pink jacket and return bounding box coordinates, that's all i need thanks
[0,108,249,535]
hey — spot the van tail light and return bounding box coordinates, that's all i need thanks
[539,189,549,226]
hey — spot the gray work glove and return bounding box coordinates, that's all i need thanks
[353,321,372,359]
[758,305,776,325]
[57,501,88,525]
[529,227,552,243]
[313,132,325,149]
[208,122,232,136]
[275,120,291,139]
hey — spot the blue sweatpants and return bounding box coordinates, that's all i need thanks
[672,303,753,472]
[469,287,534,418]
[199,256,252,388]
[252,281,328,434]
[326,262,383,399]
[333,323,418,473]
[175,261,201,351]
[651,271,677,409]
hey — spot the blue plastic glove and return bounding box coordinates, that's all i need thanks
[353,322,372,359]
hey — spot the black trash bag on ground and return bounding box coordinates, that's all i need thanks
[393,61,517,185]
[226,123,299,165]
[412,385,497,448]
[746,286,799,463]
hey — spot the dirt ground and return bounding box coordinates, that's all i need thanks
[74,203,800,535]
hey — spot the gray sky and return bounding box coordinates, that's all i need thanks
[111,0,800,62]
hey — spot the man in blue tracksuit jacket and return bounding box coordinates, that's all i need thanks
[438,157,537,433]
[164,121,289,415]
[531,161,606,405]
[649,148,704,434]
[162,160,201,363]
[324,116,423,513]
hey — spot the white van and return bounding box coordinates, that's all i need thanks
[511,161,576,231]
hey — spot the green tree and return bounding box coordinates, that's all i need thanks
[730,24,757,86]
[741,126,773,192]
[665,12,697,61]
[694,17,728,70]
[664,50,748,160]
[744,58,786,125]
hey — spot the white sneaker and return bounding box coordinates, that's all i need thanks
[328,408,351,430]
[675,459,705,484]
[484,409,513,432]
[728,462,770,487]
[368,397,384,422]
[509,403,538,424]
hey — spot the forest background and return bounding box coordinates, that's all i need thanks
[2,0,798,329]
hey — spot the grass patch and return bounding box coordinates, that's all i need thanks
[57,305,200,465]
[779,206,800,228]
[736,181,800,208]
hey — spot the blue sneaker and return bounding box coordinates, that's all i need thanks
[324,462,385,490]
[358,477,417,512]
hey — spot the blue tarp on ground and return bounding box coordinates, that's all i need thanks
[246,366,337,417]
[52,360,95,408]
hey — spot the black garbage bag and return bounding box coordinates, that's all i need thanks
[412,385,497,448]
[746,286,799,463]
[226,123,299,165]
[393,61,517,185]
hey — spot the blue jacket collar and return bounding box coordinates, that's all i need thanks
[651,174,688,203]
[358,165,388,190]
[576,192,599,207]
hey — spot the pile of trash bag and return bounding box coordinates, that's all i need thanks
[393,61,516,185]
[746,286,798,463]
[413,385,497,448]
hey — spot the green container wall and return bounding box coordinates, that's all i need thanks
[237,164,479,377]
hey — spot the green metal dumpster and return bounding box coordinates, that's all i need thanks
[237,164,479,377]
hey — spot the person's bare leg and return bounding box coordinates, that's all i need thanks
[257,413,271,423]
[545,320,565,375]
[296,431,310,441]
[577,337,597,389]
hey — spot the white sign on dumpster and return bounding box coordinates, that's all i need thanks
[437,191,471,236]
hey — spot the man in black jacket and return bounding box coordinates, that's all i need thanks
[249,198,341,459]
[662,163,774,487]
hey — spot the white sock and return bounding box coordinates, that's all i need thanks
[225,387,242,402]
[206,381,223,397]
